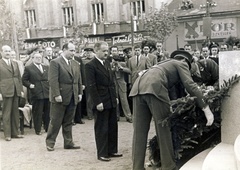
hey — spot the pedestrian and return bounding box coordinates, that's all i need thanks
[142,43,157,66]
[45,42,83,151]
[0,45,25,141]
[152,41,169,62]
[130,50,214,170]
[85,41,122,161]
[127,45,150,87]
[22,52,50,135]
[111,46,132,123]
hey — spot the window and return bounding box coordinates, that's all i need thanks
[130,0,145,19]
[63,7,74,26]
[92,3,104,23]
[25,9,36,28]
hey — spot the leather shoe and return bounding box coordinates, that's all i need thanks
[126,118,133,123]
[64,145,81,149]
[5,137,11,141]
[12,135,24,138]
[76,120,85,124]
[109,153,123,157]
[46,146,54,151]
[36,132,42,135]
[98,156,111,161]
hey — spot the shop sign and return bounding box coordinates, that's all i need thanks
[112,33,147,45]
[184,18,237,40]
[23,38,60,49]
[80,37,100,44]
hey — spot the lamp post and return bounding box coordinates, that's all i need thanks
[200,0,217,41]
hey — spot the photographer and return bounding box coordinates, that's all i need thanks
[110,46,132,123]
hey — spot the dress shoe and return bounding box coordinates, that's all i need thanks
[36,132,42,135]
[12,135,24,138]
[5,137,11,141]
[109,153,123,157]
[126,118,133,123]
[64,144,81,149]
[76,120,85,124]
[46,146,54,151]
[88,116,93,120]
[98,156,111,161]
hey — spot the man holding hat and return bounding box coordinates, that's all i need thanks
[130,50,214,170]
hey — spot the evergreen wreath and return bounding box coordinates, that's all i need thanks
[148,75,240,167]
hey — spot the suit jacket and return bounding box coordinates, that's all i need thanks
[127,54,150,85]
[113,61,131,93]
[145,53,157,66]
[152,50,169,62]
[48,56,83,105]
[85,57,117,109]
[0,59,23,97]
[191,59,219,87]
[129,59,206,109]
[22,63,49,99]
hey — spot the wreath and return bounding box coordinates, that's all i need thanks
[148,75,240,168]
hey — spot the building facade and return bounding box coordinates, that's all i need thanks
[166,0,240,52]
[7,0,167,52]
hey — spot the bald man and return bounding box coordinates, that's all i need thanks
[0,45,24,141]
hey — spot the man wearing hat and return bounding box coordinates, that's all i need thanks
[130,50,214,170]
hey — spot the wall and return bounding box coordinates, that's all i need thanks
[219,51,240,144]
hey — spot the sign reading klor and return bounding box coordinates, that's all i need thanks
[184,18,237,40]
[23,38,60,49]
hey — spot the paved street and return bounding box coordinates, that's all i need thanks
[0,117,155,170]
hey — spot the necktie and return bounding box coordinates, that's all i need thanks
[38,64,43,73]
[7,60,10,66]
[137,56,139,66]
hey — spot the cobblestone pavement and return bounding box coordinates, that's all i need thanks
[0,117,155,170]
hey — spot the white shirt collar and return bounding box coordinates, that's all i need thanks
[95,56,104,65]
[61,55,70,65]
[2,58,10,65]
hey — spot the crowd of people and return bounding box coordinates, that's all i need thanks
[0,38,232,169]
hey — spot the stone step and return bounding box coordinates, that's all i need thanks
[234,135,240,170]
[202,143,237,170]
[180,148,212,170]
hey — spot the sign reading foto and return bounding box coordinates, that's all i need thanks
[184,18,237,40]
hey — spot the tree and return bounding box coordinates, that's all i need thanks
[145,4,178,42]
[0,0,24,51]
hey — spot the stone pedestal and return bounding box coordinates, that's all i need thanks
[219,51,240,144]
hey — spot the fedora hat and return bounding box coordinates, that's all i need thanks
[170,50,193,69]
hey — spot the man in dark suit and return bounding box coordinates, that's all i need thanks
[85,41,122,162]
[22,52,50,135]
[129,50,215,170]
[0,45,24,141]
[45,42,83,151]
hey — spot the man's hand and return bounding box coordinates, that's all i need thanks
[29,84,35,89]
[116,98,119,105]
[55,95,62,103]
[0,94,2,101]
[21,92,24,98]
[202,105,214,126]
[96,103,104,112]
[82,85,85,91]
[78,94,82,102]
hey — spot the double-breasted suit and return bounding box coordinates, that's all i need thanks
[22,63,50,133]
[0,59,23,138]
[85,57,118,158]
[129,59,207,170]
[46,56,83,148]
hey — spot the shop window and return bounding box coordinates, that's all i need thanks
[63,7,74,26]
[130,0,145,19]
[24,9,36,28]
[92,3,104,23]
